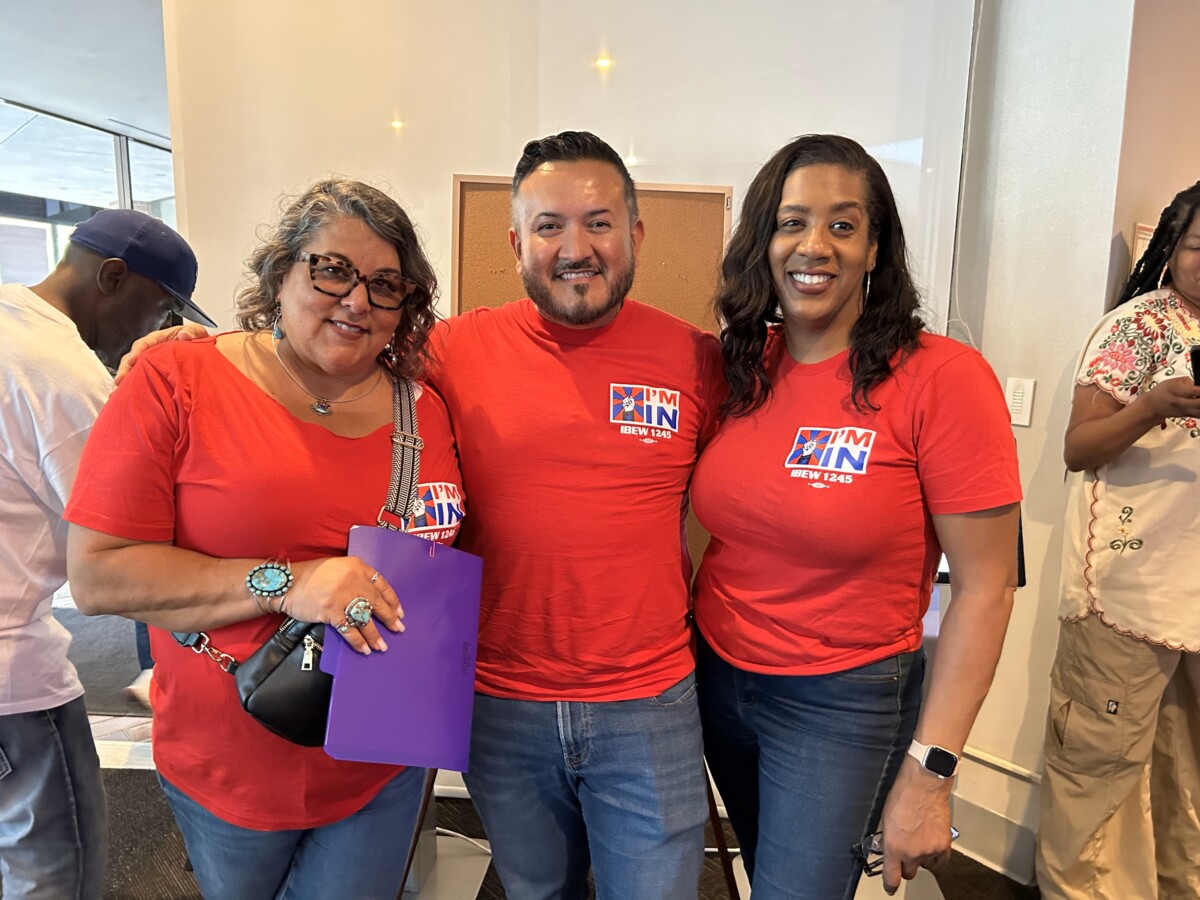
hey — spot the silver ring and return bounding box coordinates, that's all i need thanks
[344,596,373,628]
[337,623,350,634]
[370,572,381,584]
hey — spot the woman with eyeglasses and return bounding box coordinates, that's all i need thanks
[690,135,1021,899]
[63,179,465,899]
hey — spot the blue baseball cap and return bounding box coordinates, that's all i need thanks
[70,209,216,328]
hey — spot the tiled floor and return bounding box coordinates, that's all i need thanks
[90,713,156,769]
[89,714,152,743]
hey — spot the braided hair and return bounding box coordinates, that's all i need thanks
[1117,180,1200,307]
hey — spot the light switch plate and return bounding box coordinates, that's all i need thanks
[1004,377,1035,427]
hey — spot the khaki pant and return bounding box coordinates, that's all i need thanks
[1037,614,1200,899]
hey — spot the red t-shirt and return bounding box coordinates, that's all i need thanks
[428,299,723,700]
[692,330,1021,675]
[64,337,464,830]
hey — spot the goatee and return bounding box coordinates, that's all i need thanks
[524,261,636,327]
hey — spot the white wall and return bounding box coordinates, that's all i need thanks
[949,0,1135,881]
[162,0,974,329]
[1110,0,1200,301]
[163,0,539,326]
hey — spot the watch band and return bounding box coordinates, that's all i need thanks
[907,739,960,778]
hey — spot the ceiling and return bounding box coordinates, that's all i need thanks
[0,0,173,207]
[0,0,170,142]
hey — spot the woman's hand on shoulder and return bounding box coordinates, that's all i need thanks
[878,757,955,895]
[287,557,404,655]
[114,323,209,385]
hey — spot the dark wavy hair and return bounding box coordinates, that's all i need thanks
[1116,180,1200,307]
[511,131,638,225]
[716,134,924,416]
[234,178,438,380]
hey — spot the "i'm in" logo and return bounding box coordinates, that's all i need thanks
[785,426,876,473]
[610,384,680,433]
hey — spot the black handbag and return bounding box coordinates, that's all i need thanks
[172,377,423,747]
[237,618,331,746]
[171,617,332,745]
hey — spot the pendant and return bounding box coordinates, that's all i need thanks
[311,399,332,416]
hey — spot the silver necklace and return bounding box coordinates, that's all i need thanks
[272,335,383,416]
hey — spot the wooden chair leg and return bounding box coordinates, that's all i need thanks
[706,767,740,900]
[397,767,439,898]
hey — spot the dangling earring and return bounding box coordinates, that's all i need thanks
[865,271,872,301]
[387,337,399,368]
[272,305,284,340]
[1158,266,1169,290]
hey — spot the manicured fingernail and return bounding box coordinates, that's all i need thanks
[374,638,388,652]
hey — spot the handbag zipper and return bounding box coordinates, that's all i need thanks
[301,634,322,671]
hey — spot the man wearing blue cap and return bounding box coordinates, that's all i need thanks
[0,208,211,898]
[33,208,215,368]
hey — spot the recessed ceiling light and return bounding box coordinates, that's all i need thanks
[594,56,613,69]
[390,120,404,130]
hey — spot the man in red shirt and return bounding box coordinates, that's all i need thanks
[428,132,722,898]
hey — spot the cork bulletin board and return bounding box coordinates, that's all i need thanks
[450,175,732,333]
[450,174,733,574]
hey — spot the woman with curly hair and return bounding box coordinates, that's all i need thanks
[64,179,464,899]
[1037,181,1200,899]
[690,135,1021,898]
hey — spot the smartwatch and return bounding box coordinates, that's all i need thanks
[907,739,960,779]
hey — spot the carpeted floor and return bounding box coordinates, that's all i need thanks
[100,769,199,899]
[54,608,147,716]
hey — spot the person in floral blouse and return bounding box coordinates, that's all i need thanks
[1037,180,1200,899]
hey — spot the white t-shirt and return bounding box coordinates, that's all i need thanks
[1059,289,1200,649]
[0,283,113,714]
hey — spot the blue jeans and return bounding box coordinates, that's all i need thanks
[134,621,153,670]
[158,764,425,900]
[0,695,108,900]
[464,674,708,900]
[698,638,924,900]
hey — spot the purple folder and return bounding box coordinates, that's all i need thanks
[319,525,483,771]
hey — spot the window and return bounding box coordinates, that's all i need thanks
[129,140,176,229]
[0,100,174,283]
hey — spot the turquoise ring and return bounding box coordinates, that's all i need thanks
[344,596,373,628]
